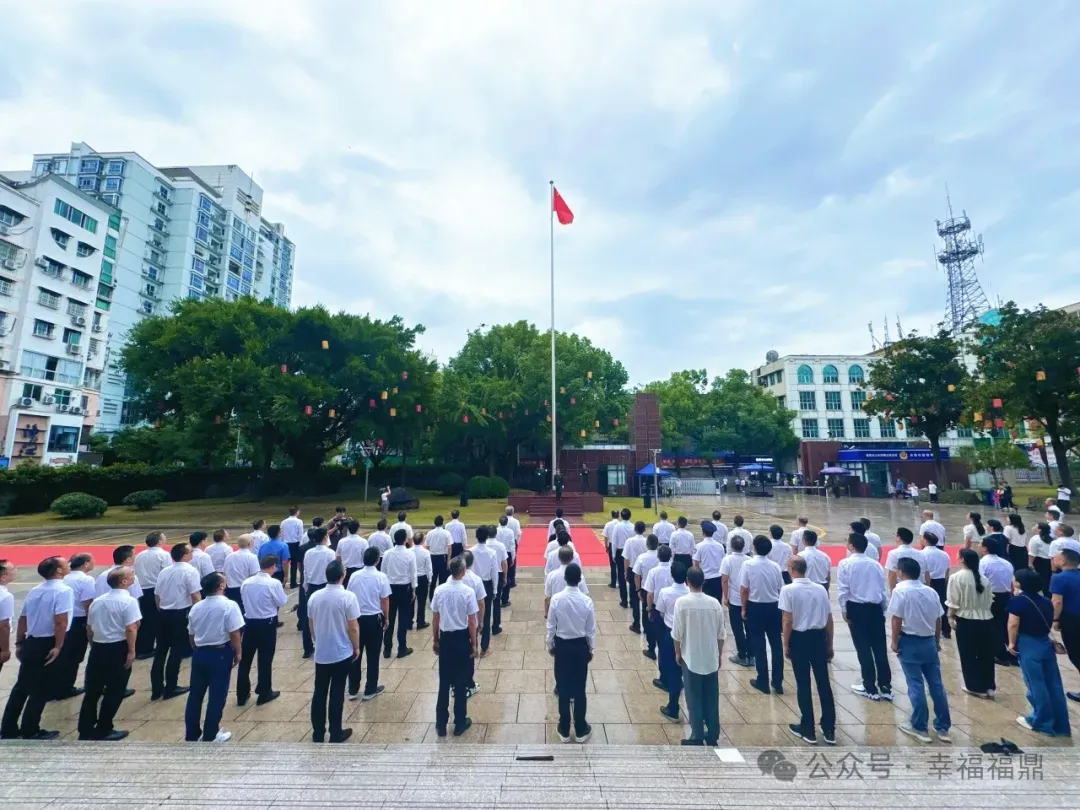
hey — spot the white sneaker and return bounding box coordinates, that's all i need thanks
[878,689,894,702]
[347,692,361,701]
[937,731,952,744]
[1016,716,1034,731]
[986,689,996,699]
[214,730,232,743]
[557,729,571,743]
[898,725,931,744]
[851,684,880,701]
[466,685,480,698]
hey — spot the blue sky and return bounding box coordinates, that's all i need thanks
[2,0,1078,384]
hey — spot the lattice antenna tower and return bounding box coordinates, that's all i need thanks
[935,189,990,333]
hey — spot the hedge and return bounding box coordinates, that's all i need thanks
[467,475,510,499]
[51,492,108,519]
[938,489,983,506]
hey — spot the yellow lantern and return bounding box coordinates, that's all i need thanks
[392,387,398,395]
[481,408,486,416]
[560,387,566,395]
[546,414,552,422]
[381,390,388,401]
[947,384,955,392]
[594,420,600,428]
[389,408,397,417]
[586,371,592,380]
[328,408,336,418]
[580,429,586,438]
[1036,369,1047,381]
[321,340,329,350]
[350,468,357,476]
[973,411,982,422]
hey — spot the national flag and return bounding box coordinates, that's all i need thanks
[552,187,574,225]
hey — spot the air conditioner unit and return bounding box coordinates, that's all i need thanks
[1,258,16,271]
[69,406,83,416]
[0,223,10,235]
[71,315,86,327]
[34,257,49,269]
[42,395,55,405]
[92,323,102,332]
[66,343,81,355]
[57,404,70,413]
[17,396,33,407]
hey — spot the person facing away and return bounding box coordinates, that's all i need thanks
[837,532,892,701]
[250,519,270,556]
[207,528,233,572]
[95,545,145,600]
[446,510,467,555]
[410,530,433,630]
[548,508,570,538]
[738,535,785,694]
[946,548,996,699]
[669,517,696,567]
[919,531,952,639]
[1050,548,1080,703]
[780,556,835,746]
[694,522,726,602]
[979,534,1018,666]
[133,531,170,659]
[849,520,882,563]
[184,572,244,743]
[546,562,595,744]
[381,528,418,659]
[301,528,336,658]
[152,543,202,701]
[887,556,951,744]
[672,565,727,746]
[389,511,414,546]
[545,546,591,615]
[790,516,810,555]
[346,546,391,701]
[54,552,96,701]
[0,560,15,677]
[188,532,215,580]
[655,562,690,723]
[720,534,752,668]
[237,554,288,708]
[258,524,291,587]
[885,527,928,592]
[797,530,831,590]
[431,555,479,737]
[222,534,260,617]
[652,512,674,545]
[767,525,792,583]
[427,515,453,588]
[307,559,361,743]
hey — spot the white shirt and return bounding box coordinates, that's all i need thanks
[644,562,674,596]
[190,548,215,579]
[610,520,635,551]
[347,566,392,615]
[463,570,486,606]
[223,549,260,588]
[280,516,305,545]
[496,526,517,555]
[133,547,171,588]
[22,580,74,637]
[88,588,142,643]
[928,482,938,495]
[413,544,433,579]
[1058,486,1072,502]
[431,579,479,632]
[1004,526,1027,549]
[0,584,13,625]
[921,546,951,580]
[738,555,784,603]
[962,524,982,548]
[655,582,689,628]
[798,546,832,586]
[546,585,596,649]
[426,527,452,556]
[545,565,591,598]
[367,531,392,554]
[240,572,288,620]
[669,528,695,555]
[602,519,617,545]
[767,538,792,569]
[652,520,674,544]
[945,568,994,620]
[307,584,361,664]
[1029,536,1053,559]
[488,539,509,578]
[206,542,232,572]
[836,553,887,614]
[979,554,1015,593]
[155,562,201,609]
[886,580,943,637]
[720,552,749,606]
[623,534,648,570]
[250,530,269,554]
[908,484,919,498]
[1050,537,1080,557]
[382,545,418,587]
[546,539,576,557]
[95,566,144,600]
[779,578,831,631]
[634,550,660,583]
[188,594,244,646]
[303,545,336,586]
[546,547,581,575]
[506,515,522,543]
[711,521,729,546]
[389,521,414,544]
[885,545,924,576]
[547,517,571,536]
[919,520,946,545]
[864,532,884,562]
[790,526,807,553]
[63,570,97,618]
[729,527,753,551]
[337,534,369,569]
[672,591,727,675]
[447,520,467,547]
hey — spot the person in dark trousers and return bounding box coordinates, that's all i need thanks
[837,533,892,701]
[151,543,202,701]
[739,535,785,694]
[431,556,479,737]
[78,566,140,741]
[133,531,171,659]
[672,565,726,746]
[184,572,244,743]
[0,556,72,740]
[547,562,595,743]
[0,560,15,679]
[780,556,836,745]
[346,547,391,701]
[470,526,500,655]
[308,560,361,743]
[411,531,432,631]
[602,510,619,589]
[281,506,305,590]
[381,529,417,659]
[426,516,452,591]
[1050,548,1080,703]
[326,506,348,552]
[612,509,634,607]
[979,534,1019,666]
[920,531,952,639]
[720,535,752,667]
[655,562,690,722]
[300,527,335,659]
[946,548,996,698]
[54,552,96,700]
[236,555,288,707]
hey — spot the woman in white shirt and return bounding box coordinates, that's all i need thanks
[1004,514,1028,572]
[946,548,996,698]
[962,512,986,550]
[1027,522,1053,597]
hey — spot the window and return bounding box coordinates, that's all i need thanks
[827,418,845,439]
[153,218,166,233]
[78,177,97,192]
[33,319,55,338]
[195,226,209,245]
[188,290,203,301]
[57,358,81,385]
[92,312,102,330]
[54,200,98,233]
[229,245,243,262]
[47,425,80,454]
[76,242,96,257]
[853,419,871,438]
[145,266,160,281]
[103,177,122,192]
[797,365,814,384]
[51,228,71,249]
[38,288,61,309]
[67,300,87,318]
[103,235,116,260]
[799,391,816,411]
[879,419,896,438]
[106,159,125,176]
[0,205,25,227]
[607,464,627,486]
[156,202,167,216]
[850,390,866,410]
[63,328,81,346]
[107,214,120,233]
[95,297,111,311]
[189,273,204,290]
[78,158,101,174]
[20,350,78,383]
[21,383,43,401]
[242,255,254,270]
[99,260,114,285]
[822,364,840,384]
[0,241,16,263]
[240,282,251,294]
[53,388,72,407]
[241,268,253,282]
[776,395,786,409]
[198,212,211,228]
[83,368,102,389]
[848,364,865,384]
[226,274,240,291]
[192,256,205,272]
[199,195,213,213]
[955,426,973,438]
[101,193,120,207]
[825,391,842,411]
[71,270,92,289]
[801,419,820,438]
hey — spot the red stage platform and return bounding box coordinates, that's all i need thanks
[514,527,609,567]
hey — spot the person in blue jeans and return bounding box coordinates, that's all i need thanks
[1008,569,1072,737]
[184,572,244,743]
[887,557,951,744]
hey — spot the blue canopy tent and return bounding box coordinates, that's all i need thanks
[636,463,672,477]
[736,462,775,497]
[738,463,775,472]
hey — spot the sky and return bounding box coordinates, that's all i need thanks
[2,0,1079,386]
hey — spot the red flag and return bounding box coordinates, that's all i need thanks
[552,187,574,225]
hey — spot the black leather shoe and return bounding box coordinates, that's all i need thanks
[135,652,155,660]
[652,678,665,690]
[492,627,503,636]
[643,649,657,660]
[436,726,447,737]
[397,647,413,659]
[383,648,392,659]
[452,718,473,737]
[24,730,59,740]
[162,687,189,700]
[302,651,314,659]
[681,738,705,746]
[749,679,770,695]
[329,728,353,743]
[256,691,281,706]
[101,730,128,741]
[237,696,249,707]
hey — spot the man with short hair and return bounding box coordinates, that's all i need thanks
[382,529,417,659]
[694,523,726,602]
[838,533,892,701]
[885,527,929,591]
[189,532,215,579]
[544,546,591,614]
[78,565,140,741]
[470,526,499,655]
[432,556,480,737]
[652,512,675,545]
[642,543,671,662]
[447,510,467,558]
[53,552,96,700]
[548,507,571,537]
[673,566,726,746]
[798,531,831,591]
[656,562,690,722]
[611,509,635,608]
[326,506,348,551]
[152,543,202,701]
[301,528,336,659]
[547,562,595,743]
[602,509,620,588]
[411,531,433,631]
[710,511,729,548]
[739,536,785,694]
[918,511,946,549]
[223,534,260,616]
[95,546,145,600]
[920,532,952,640]
[336,519,368,585]
[185,572,244,743]
[308,560,360,743]
[281,507,306,589]
[768,525,793,584]
[790,516,810,554]
[389,511,414,547]
[669,517,695,571]
[237,555,288,707]
[887,557,951,743]
[427,516,452,590]
[0,556,72,740]
[1051,548,1080,702]
[1050,523,1080,562]
[781,556,836,746]
[258,524,291,586]
[207,528,233,572]
[487,525,509,631]
[624,521,649,634]
[729,515,753,551]
[496,516,517,607]
[346,547,391,701]
[850,520,882,563]
[504,506,522,592]
[1058,484,1072,515]
[0,561,15,677]
[250,519,270,555]
[720,535,752,667]
[134,531,171,658]
[367,519,393,561]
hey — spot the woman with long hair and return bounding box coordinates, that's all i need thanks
[980,535,1018,666]
[1005,513,1028,571]
[1008,569,1071,737]
[1029,522,1054,597]
[963,512,986,550]
[947,548,996,697]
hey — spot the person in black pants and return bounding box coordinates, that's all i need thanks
[308,560,360,743]
[1052,548,1080,702]
[548,562,594,743]
[346,548,391,700]
[721,535,752,667]
[838,532,892,700]
[740,535,785,694]
[150,543,202,701]
[236,556,288,706]
[781,556,836,745]
[54,552,96,700]
[381,530,417,659]
[604,510,619,588]
[411,533,431,631]
[432,556,479,737]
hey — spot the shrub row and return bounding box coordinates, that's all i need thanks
[467,475,510,499]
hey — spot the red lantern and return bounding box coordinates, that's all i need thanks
[984,420,993,429]
[498,411,504,420]
[613,418,619,427]
[402,371,408,381]
[369,398,376,409]
[992,398,1002,408]
[280,364,287,374]
[463,414,469,424]
[304,405,312,415]
[570,397,576,405]
[415,404,422,413]
[377,439,384,448]
[994,418,1004,428]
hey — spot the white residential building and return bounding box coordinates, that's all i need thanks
[0,173,116,467]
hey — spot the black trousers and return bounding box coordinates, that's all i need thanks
[300,583,325,655]
[494,574,504,629]
[955,616,997,693]
[929,578,951,638]
[501,563,512,605]
[628,575,641,629]
[657,623,682,711]
[78,640,131,739]
[745,601,783,689]
[1033,557,1052,597]
[0,637,57,738]
[674,553,693,572]
[432,555,449,592]
[311,656,350,741]
[847,601,891,694]
[383,584,412,654]
[554,636,589,736]
[1060,613,1080,676]
[507,551,517,590]
[236,618,277,701]
[607,543,617,587]
[224,586,245,617]
[136,588,158,655]
[287,544,302,588]
[151,607,190,697]
[435,629,470,731]
[1008,544,1029,572]
[615,549,627,603]
[413,576,430,628]
[480,579,495,650]
[728,604,749,659]
[344,567,360,587]
[451,543,464,560]
[349,615,385,696]
[702,577,723,603]
[789,628,835,739]
[991,592,1016,661]
[54,615,89,697]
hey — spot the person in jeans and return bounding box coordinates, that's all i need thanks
[307,560,361,743]
[672,565,727,746]
[719,535,751,667]
[781,556,835,745]
[738,535,785,694]
[1051,548,1080,702]
[887,557,951,744]
[946,549,996,698]
[1008,569,1071,737]
[837,532,892,701]
[184,572,244,743]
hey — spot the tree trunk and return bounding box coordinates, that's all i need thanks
[1039,443,1053,485]
[1050,432,1073,491]
[930,434,945,488]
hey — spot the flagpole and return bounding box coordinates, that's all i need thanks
[549,180,557,492]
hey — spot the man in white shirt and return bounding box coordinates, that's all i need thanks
[223,534,260,616]
[919,531,952,639]
[918,511,946,549]
[720,535,752,667]
[548,508,571,538]
[237,555,288,708]
[470,527,501,655]
[389,511,414,546]
[978,535,1019,666]
[672,566,727,746]
[885,527,930,592]
[790,516,810,554]
[54,552,97,700]
[652,512,675,545]
[185,571,244,743]
[624,521,649,634]
[1058,485,1072,515]
[729,515,753,552]
[739,535,785,694]
[798,530,832,590]
[411,531,433,631]
[780,557,835,745]
[544,547,591,614]
[307,560,361,743]
[486,526,509,630]
[78,565,140,741]
[381,528,418,659]
[642,543,670,662]
[188,532,215,580]
[152,543,203,701]
[546,563,596,743]
[207,528,233,572]
[336,519,368,586]
[669,517,696,571]
[601,509,619,589]
[767,525,793,584]
[1050,523,1080,561]
[249,519,270,555]
[710,511,729,548]
[134,531,171,659]
[504,506,522,592]
[301,527,336,659]
[432,556,480,737]
[694,523,726,603]
[280,507,305,589]
[496,516,517,607]
[928,480,939,503]
[611,509,635,608]
[446,510,467,558]
[656,563,691,722]
[887,557,951,743]
[95,545,145,600]
[858,518,884,562]
[346,547,391,701]
[367,519,393,562]
[427,516,453,589]
[0,561,15,679]
[837,533,892,701]
[0,556,72,740]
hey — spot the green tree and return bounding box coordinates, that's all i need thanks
[954,441,1031,485]
[863,330,969,486]
[969,302,1080,492]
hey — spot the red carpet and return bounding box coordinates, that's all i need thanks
[516,527,609,567]
[0,545,119,566]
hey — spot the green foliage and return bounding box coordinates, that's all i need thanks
[107,423,232,467]
[51,492,108,519]
[121,489,167,511]
[937,489,983,505]
[436,472,465,496]
[467,476,492,498]
[954,442,1030,485]
[487,475,510,498]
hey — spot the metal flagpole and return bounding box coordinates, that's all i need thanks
[549,180,557,491]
